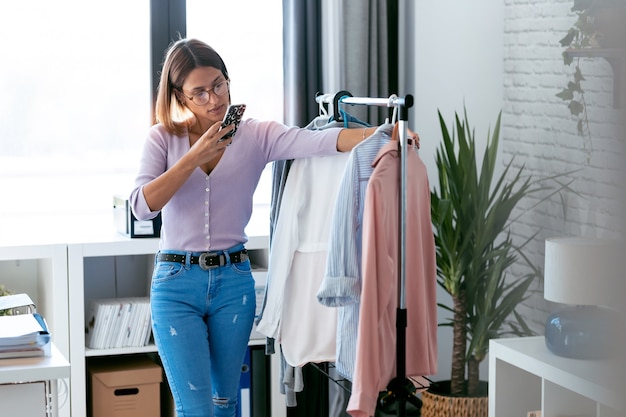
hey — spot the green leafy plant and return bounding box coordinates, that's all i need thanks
[430,108,570,397]
[557,0,626,137]
[0,285,14,316]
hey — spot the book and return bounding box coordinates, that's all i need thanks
[85,297,151,349]
[0,313,51,358]
[133,301,149,347]
[113,300,133,348]
[140,302,152,346]
[102,301,123,349]
[121,300,139,348]
[92,302,113,349]
[0,344,50,359]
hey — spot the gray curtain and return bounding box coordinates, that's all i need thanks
[339,0,398,125]
[282,0,397,127]
[279,2,328,416]
[279,2,399,417]
[282,0,323,127]
[273,0,324,244]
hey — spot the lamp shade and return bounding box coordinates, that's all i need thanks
[544,237,625,358]
[544,237,624,307]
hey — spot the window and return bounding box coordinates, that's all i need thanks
[186,0,284,208]
[0,1,151,219]
[186,1,283,123]
[0,1,283,227]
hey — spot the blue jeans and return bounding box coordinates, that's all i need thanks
[151,244,256,417]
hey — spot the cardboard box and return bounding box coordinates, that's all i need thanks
[90,356,162,417]
[113,195,161,238]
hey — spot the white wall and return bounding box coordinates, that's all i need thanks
[402,0,626,386]
[402,0,504,384]
[406,1,504,185]
[501,0,626,328]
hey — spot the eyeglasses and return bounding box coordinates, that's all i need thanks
[181,80,230,106]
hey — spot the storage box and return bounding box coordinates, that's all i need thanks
[89,356,162,417]
[113,195,161,238]
[0,382,47,417]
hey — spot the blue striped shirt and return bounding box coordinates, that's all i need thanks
[317,124,393,380]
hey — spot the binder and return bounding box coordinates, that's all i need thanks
[0,293,51,359]
[85,297,151,349]
[237,347,251,417]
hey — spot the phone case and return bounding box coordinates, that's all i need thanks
[220,104,246,140]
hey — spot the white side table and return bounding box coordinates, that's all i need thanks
[0,343,70,417]
[489,336,624,417]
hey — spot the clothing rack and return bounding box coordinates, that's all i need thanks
[315,91,420,417]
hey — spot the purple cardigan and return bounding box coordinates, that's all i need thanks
[130,118,340,252]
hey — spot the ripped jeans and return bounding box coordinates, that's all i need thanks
[151,244,256,417]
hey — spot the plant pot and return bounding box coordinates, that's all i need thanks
[420,381,488,417]
[594,6,626,48]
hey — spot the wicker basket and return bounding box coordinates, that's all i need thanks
[420,381,488,417]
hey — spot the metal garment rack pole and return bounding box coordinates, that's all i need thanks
[316,93,418,417]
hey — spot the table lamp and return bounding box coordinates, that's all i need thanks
[544,237,625,359]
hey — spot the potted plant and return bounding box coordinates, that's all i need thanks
[0,285,13,316]
[556,0,626,138]
[421,108,567,416]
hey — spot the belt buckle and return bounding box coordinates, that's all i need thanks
[199,253,223,270]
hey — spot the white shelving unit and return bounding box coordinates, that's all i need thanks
[0,244,69,356]
[67,234,274,417]
[0,343,70,417]
[0,209,282,417]
[0,344,70,385]
[489,336,625,417]
[67,237,160,417]
[0,243,70,417]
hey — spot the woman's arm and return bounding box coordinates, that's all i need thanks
[336,125,419,152]
[336,127,377,152]
[140,151,199,212]
[142,122,231,212]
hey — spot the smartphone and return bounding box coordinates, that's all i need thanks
[219,104,246,141]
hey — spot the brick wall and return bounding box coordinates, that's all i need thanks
[502,0,626,331]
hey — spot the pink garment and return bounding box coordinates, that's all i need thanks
[347,141,438,417]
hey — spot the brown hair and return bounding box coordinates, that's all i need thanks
[155,38,230,135]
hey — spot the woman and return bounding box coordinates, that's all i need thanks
[130,38,393,417]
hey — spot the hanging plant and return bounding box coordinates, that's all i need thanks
[556,0,626,138]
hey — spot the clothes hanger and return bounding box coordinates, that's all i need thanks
[382,94,399,125]
[335,92,371,128]
[390,95,399,124]
[332,90,352,123]
[312,93,333,128]
[315,92,330,118]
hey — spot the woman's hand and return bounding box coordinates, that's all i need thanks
[392,123,420,149]
[141,122,234,212]
[188,121,234,166]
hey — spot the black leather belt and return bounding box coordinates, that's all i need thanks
[157,249,248,270]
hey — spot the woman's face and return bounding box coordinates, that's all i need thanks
[180,66,230,126]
